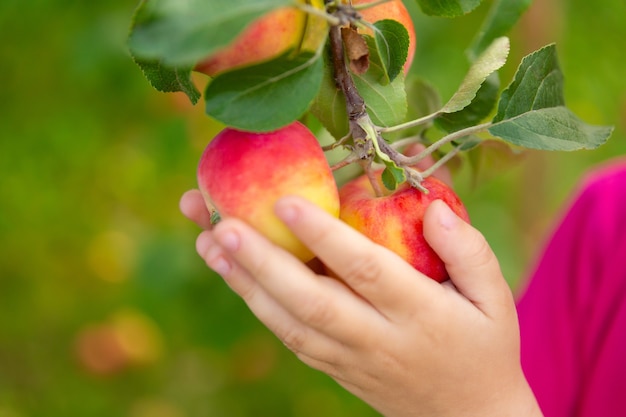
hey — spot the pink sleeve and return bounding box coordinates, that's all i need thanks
[516,158,626,417]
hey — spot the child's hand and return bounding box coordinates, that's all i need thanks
[180,191,542,417]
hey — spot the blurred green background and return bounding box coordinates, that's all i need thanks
[0,0,624,416]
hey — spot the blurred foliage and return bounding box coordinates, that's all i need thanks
[0,0,624,416]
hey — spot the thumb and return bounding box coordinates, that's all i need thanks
[423,200,514,317]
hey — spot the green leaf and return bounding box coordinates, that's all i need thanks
[441,36,509,114]
[309,53,350,139]
[416,0,483,17]
[489,44,613,150]
[353,55,407,128]
[205,51,324,132]
[128,0,290,67]
[133,59,201,104]
[488,107,613,151]
[310,43,407,140]
[467,0,532,60]
[381,163,406,190]
[357,119,406,191]
[371,19,410,83]
[493,44,564,122]
[435,73,499,132]
[128,0,201,103]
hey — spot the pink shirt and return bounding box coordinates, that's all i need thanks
[516,158,626,416]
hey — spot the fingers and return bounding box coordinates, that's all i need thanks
[196,229,351,362]
[180,189,213,229]
[423,200,513,317]
[206,217,385,346]
[274,196,440,318]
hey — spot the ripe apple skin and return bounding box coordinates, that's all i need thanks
[195,0,416,76]
[195,0,325,76]
[355,0,417,72]
[338,171,470,282]
[197,121,340,262]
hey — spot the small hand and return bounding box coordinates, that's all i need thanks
[180,190,542,417]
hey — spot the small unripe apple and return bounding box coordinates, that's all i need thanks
[195,0,326,76]
[354,0,417,72]
[338,171,470,282]
[197,121,340,262]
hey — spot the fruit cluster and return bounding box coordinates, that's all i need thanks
[198,121,469,283]
[195,0,468,283]
[129,0,612,281]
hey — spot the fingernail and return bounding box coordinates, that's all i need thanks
[207,252,231,276]
[216,230,240,252]
[434,200,459,230]
[275,198,299,223]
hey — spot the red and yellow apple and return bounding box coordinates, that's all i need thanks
[197,121,340,262]
[338,171,470,282]
[195,0,326,76]
[194,0,416,76]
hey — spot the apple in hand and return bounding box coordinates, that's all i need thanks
[338,170,470,282]
[197,121,340,262]
[195,0,326,76]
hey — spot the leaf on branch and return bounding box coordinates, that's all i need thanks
[342,27,370,75]
[489,107,613,151]
[310,45,407,140]
[435,73,499,133]
[205,51,324,132]
[128,0,291,67]
[493,44,565,121]
[381,163,406,190]
[441,36,509,114]
[467,0,532,60]
[416,0,483,17]
[357,119,406,190]
[489,44,613,150]
[133,59,201,104]
[353,51,408,128]
[370,19,410,83]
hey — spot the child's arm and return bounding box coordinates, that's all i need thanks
[180,191,542,417]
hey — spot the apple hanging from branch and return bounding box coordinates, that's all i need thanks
[194,0,416,77]
[339,170,469,282]
[128,0,613,281]
[197,121,340,263]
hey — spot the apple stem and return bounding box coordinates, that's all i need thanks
[362,160,385,197]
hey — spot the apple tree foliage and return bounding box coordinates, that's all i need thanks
[128,0,613,190]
